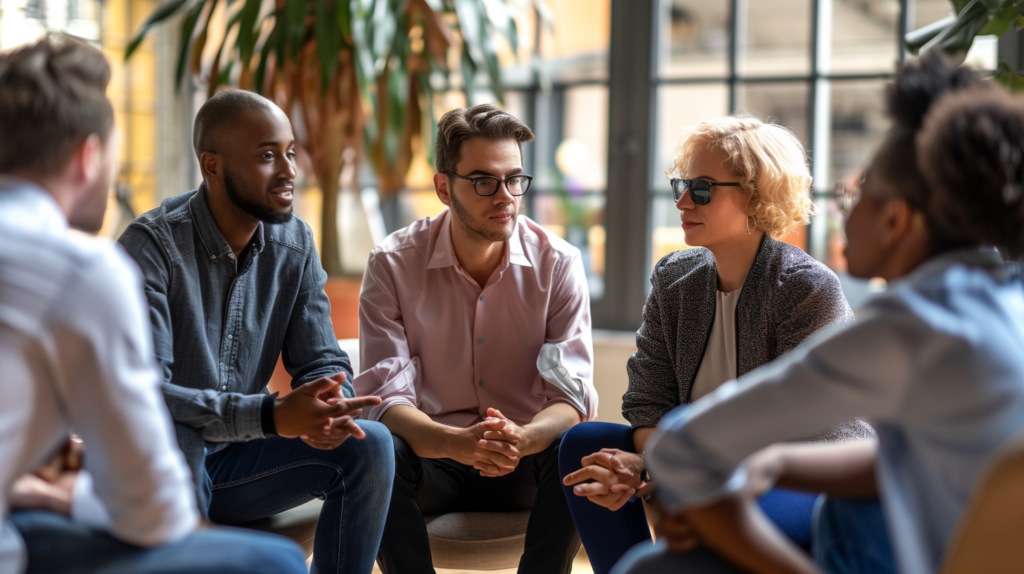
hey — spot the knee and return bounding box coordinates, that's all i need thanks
[558,422,632,476]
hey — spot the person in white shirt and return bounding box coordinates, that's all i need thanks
[610,51,1024,574]
[0,34,306,574]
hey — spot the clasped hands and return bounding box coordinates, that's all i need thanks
[10,437,83,517]
[453,407,533,478]
[562,449,649,511]
[274,373,382,450]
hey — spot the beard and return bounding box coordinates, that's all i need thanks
[449,190,517,243]
[224,170,293,224]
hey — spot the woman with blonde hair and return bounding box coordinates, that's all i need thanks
[559,115,871,574]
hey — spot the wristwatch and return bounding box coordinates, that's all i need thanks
[639,452,653,501]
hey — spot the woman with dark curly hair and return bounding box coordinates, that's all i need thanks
[611,52,1024,574]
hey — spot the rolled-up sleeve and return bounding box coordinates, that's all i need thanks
[532,251,596,420]
[647,305,921,512]
[354,251,419,421]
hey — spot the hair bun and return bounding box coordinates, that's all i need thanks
[887,50,981,131]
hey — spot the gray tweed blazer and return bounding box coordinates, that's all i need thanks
[623,235,873,441]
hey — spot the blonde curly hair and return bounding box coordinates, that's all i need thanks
[667,115,814,238]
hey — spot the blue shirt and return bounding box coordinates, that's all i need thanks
[118,186,353,463]
[647,249,1024,574]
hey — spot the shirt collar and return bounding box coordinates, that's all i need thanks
[0,176,68,236]
[906,247,1006,282]
[188,182,265,259]
[427,210,532,270]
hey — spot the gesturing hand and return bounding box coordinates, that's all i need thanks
[299,395,383,450]
[275,374,379,444]
[562,449,645,511]
[10,471,77,516]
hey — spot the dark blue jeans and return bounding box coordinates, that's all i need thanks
[9,510,307,574]
[558,422,819,574]
[609,496,895,574]
[205,420,395,574]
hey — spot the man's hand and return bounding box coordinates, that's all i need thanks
[275,374,379,443]
[562,449,645,511]
[299,395,383,450]
[744,445,785,499]
[10,472,77,516]
[448,417,522,478]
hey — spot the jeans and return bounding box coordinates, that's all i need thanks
[9,510,307,574]
[558,422,819,574]
[609,497,895,574]
[377,431,580,574]
[205,420,395,574]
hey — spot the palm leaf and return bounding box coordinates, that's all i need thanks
[173,0,207,90]
[125,0,194,60]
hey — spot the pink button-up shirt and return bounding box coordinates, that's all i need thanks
[354,211,596,427]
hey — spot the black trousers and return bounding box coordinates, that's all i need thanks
[377,431,581,574]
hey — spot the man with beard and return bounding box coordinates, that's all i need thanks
[357,103,596,574]
[1,36,306,573]
[117,89,394,574]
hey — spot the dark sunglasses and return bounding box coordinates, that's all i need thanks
[670,178,742,205]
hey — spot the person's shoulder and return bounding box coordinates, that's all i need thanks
[369,215,437,258]
[651,246,715,285]
[517,216,581,263]
[772,238,843,292]
[119,190,197,261]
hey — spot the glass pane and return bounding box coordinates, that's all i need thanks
[658,0,730,79]
[735,82,810,146]
[653,83,730,184]
[529,193,608,300]
[828,80,888,192]
[828,0,901,74]
[738,0,810,76]
[504,0,611,84]
[649,194,691,276]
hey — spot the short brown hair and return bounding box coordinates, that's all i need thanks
[434,103,534,173]
[0,33,114,175]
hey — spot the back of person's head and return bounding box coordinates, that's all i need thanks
[0,33,113,176]
[918,86,1024,258]
[192,89,277,159]
[670,115,812,238]
[434,103,534,174]
[873,50,983,212]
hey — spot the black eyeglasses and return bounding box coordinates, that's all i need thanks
[670,178,742,205]
[446,172,533,197]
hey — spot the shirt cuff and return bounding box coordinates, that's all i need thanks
[261,393,278,436]
[71,471,113,531]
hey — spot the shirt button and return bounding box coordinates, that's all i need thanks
[478,380,484,386]
[228,253,235,260]
[477,337,483,343]
[221,385,227,391]
[479,296,484,302]
[227,334,233,340]
[210,254,217,260]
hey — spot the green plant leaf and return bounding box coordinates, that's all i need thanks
[316,0,343,94]
[452,0,484,67]
[921,0,990,55]
[979,3,1019,35]
[418,73,438,164]
[481,0,517,55]
[125,0,193,60]
[977,0,1003,9]
[283,0,308,60]
[953,0,972,13]
[235,0,262,64]
[254,24,279,94]
[385,56,408,164]
[460,48,477,105]
[173,0,207,90]
[479,11,503,104]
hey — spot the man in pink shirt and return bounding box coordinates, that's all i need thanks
[356,104,596,574]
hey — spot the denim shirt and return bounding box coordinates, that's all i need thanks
[118,185,353,463]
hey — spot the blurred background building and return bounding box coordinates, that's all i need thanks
[0,0,1008,328]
